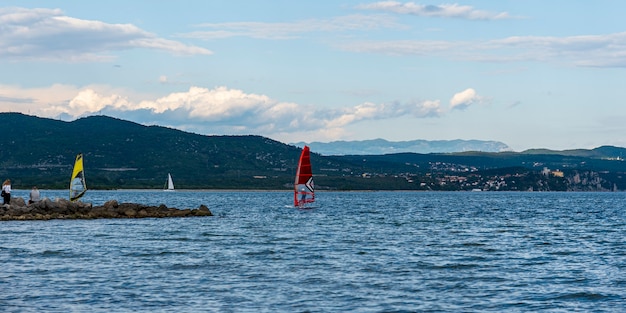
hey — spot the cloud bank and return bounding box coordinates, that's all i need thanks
[0,7,212,61]
[5,6,623,68]
[356,1,513,20]
[338,31,626,67]
[185,14,402,40]
[0,84,474,141]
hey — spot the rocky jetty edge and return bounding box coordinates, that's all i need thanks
[0,197,213,221]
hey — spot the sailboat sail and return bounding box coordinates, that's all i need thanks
[164,173,175,191]
[294,146,315,207]
[69,153,87,201]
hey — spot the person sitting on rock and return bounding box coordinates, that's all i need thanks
[29,186,40,204]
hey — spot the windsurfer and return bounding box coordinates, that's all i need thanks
[294,146,315,207]
[300,188,306,204]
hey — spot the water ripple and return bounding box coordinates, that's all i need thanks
[0,191,625,312]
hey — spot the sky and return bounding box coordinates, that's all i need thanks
[1,1,626,151]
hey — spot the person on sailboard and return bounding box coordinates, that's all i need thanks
[1,179,11,205]
[29,186,40,204]
[299,186,308,203]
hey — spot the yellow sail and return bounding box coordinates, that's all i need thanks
[69,153,87,201]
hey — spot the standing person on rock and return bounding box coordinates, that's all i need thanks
[2,179,11,205]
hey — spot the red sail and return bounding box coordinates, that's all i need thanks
[294,146,315,207]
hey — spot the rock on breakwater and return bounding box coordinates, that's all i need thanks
[0,197,213,221]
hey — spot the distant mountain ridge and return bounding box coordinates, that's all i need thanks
[293,138,510,155]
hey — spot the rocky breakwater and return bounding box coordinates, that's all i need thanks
[0,197,213,221]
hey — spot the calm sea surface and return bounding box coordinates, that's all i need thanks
[1,190,625,312]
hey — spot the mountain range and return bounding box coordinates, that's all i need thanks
[1,112,626,191]
[293,139,510,155]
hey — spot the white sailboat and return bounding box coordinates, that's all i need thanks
[164,173,175,191]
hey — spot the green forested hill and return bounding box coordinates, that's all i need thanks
[0,113,313,189]
[1,113,626,191]
[2,113,405,189]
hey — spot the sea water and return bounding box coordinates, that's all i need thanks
[0,190,624,312]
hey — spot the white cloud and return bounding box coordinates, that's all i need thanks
[419,100,443,116]
[184,14,402,40]
[68,89,133,115]
[145,86,275,119]
[356,1,514,20]
[0,83,146,118]
[343,39,460,56]
[0,7,212,61]
[450,88,482,110]
[487,33,626,67]
[326,99,442,128]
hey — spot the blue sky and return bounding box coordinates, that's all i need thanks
[1,1,626,151]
